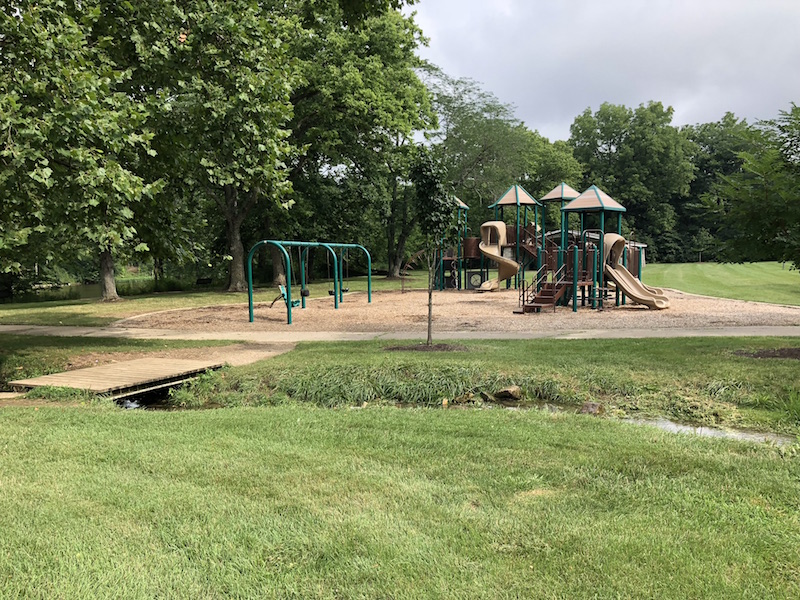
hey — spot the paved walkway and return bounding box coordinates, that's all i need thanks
[2,323,799,342]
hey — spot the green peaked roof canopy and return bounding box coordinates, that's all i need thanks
[488,184,541,208]
[562,185,626,213]
[540,182,581,202]
[453,196,469,210]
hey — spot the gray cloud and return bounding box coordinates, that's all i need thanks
[409,0,800,140]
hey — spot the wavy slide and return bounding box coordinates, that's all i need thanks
[477,221,520,291]
[602,233,669,309]
[604,263,670,309]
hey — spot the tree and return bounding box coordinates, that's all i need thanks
[410,147,457,346]
[286,9,435,278]
[1,2,159,300]
[426,70,581,235]
[426,70,529,220]
[569,102,696,261]
[713,122,800,268]
[130,1,299,292]
[682,113,756,261]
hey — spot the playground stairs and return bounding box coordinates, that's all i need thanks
[517,267,569,313]
[523,281,568,313]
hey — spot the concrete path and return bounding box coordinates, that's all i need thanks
[2,323,799,342]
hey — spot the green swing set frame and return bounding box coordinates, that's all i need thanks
[246,240,372,325]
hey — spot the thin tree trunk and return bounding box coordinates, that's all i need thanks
[99,249,120,301]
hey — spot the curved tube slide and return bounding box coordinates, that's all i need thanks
[477,221,520,291]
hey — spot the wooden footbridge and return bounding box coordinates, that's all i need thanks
[9,358,224,401]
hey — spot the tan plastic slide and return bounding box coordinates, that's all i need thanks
[477,221,520,291]
[603,233,670,309]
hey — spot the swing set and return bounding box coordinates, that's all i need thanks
[246,240,372,325]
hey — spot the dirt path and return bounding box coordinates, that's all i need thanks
[112,288,800,334]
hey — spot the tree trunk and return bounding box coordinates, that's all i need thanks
[153,256,164,283]
[223,185,249,292]
[387,247,401,278]
[270,244,287,286]
[385,181,416,278]
[227,220,247,292]
[99,249,120,301]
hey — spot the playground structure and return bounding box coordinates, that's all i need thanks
[476,221,520,291]
[437,186,540,291]
[245,184,665,325]
[438,183,669,312]
[246,240,372,325]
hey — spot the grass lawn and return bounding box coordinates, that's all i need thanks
[0,273,428,327]
[2,334,800,597]
[1,404,799,599]
[644,261,800,305]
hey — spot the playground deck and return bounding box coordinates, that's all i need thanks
[10,358,223,400]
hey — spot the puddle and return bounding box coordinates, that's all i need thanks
[626,417,797,446]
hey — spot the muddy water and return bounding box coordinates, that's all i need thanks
[626,417,796,446]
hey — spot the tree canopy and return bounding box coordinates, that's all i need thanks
[569,102,696,260]
[2,1,799,300]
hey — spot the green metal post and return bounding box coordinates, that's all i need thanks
[338,249,344,303]
[621,243,627,305]
[515,188,520,261]
[572,245,578,312]
[300,248,307,309]
[599,212,605,308]
[462,208,468,290]
[591,246,597,309]
[638,247,643,283]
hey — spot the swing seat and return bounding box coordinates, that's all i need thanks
[271,284,300,309]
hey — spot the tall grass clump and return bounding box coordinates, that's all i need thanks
[165,361,583,409]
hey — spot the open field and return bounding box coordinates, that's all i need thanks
[2,264,800,598]
[0,273,427,327]
[645,261,800,306]
[1,404,798,599]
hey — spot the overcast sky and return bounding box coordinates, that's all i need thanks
[406,0,800,141]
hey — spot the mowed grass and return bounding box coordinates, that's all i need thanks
[644,261,800,305]
[1,404,798,599]
[0,273,428,327]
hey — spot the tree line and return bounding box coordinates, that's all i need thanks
[2,1,798,301]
